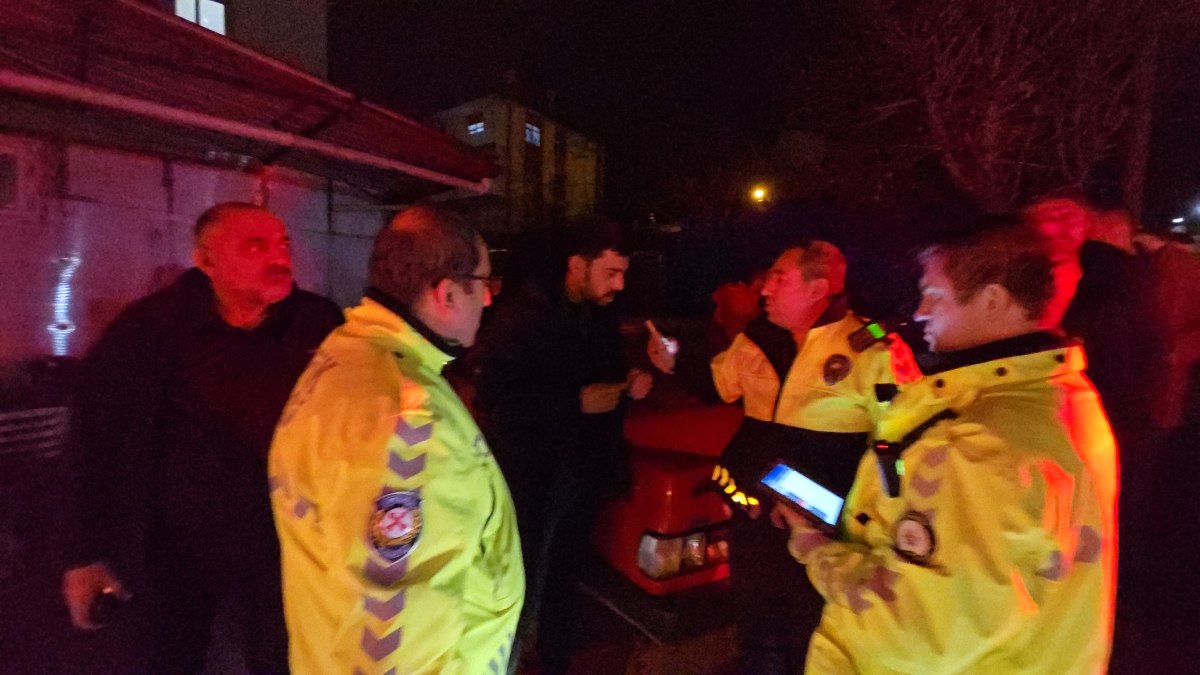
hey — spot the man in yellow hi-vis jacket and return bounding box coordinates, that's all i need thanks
[777,225,1117,674]
[269,206,523,675]
[695,242,919,674]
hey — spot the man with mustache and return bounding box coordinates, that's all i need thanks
[61,202,343,674]
[695,241,914,674]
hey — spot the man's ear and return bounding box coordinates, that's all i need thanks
[980,283,1011,315]
[567,254,587,278]
[192,247,214,276]
[808,277,830,301]
[431,278,457,311]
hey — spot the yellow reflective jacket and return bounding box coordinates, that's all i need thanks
[709,313,916,504]
[269,299,524,675]
[790,341,1117,674]
[711,313,911,432]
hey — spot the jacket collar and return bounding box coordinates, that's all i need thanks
[880,333,1087,442]
[350,289,462,371]
[917,331,1067,375]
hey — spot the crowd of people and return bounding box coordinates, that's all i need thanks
[59,193,1197,674]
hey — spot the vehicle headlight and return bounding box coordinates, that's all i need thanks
[636,527,729,580]
[637,534,683,579]
[681,532,706,569]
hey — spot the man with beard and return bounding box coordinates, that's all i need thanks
[61,203,343,674]
[469,219,660,674]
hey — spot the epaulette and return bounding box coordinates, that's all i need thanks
[849,317,923,383]
[848,317,890,353]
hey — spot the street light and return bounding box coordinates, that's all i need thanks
[750,185,768,203]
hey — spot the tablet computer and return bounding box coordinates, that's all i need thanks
[759,461,846,534]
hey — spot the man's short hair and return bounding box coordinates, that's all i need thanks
[194,202,270,242]
[368,205,482,306]
[919,221,1055,322]
[563,216,626,261]
[787,241,847,297]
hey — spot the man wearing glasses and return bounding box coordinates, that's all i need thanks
[268,205,523,674]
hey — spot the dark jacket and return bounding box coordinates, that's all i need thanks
[1062,240,1163,445]
[68,269,343,578]
[469,276,628,508]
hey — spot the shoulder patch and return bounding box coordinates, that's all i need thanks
[848,321,889,353]
[893,510,936,565]
[370,491,422,562]
[823,354,852,385]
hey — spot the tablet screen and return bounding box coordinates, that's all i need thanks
[760,462,845,527]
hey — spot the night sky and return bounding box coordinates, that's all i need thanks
[329,1,827,217]
[329,1,1200,229]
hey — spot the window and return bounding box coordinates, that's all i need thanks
[524,122,541,146]
[467,122,486,136]
[175,0,226,35]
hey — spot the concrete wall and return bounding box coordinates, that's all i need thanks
[0,133,383,365]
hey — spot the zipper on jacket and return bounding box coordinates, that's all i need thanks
[772,362,793,422]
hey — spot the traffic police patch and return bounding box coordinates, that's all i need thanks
[370,491,422,562]
[893,511,936,565]
[823,354,852,385]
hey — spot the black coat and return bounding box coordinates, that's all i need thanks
[67,269,343,578]
[469,277,629,508]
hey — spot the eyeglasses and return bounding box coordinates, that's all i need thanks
[460,275,503,296]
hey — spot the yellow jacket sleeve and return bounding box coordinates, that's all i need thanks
[711,333,755,404]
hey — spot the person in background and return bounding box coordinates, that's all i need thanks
[1022,191,1167,672]
[268,205,523,674]
[1023,191,1162,446]
[61,202,343,674]
[778,224,1118,674]
[711,268,766,346]
[469,219,666,674]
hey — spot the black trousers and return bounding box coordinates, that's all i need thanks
[728,507,823,675]
[507,453,608,675]
[136,526,289,675]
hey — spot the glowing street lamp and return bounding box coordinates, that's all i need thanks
[750,185,768,203]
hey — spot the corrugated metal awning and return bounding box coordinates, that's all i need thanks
[0,0,496,200]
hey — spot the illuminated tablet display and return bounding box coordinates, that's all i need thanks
[761,463,845,526]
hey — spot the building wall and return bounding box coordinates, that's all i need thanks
[0,133,381,365]
[434,97,602,233]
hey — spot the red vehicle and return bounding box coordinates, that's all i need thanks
[592,320,743,596]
